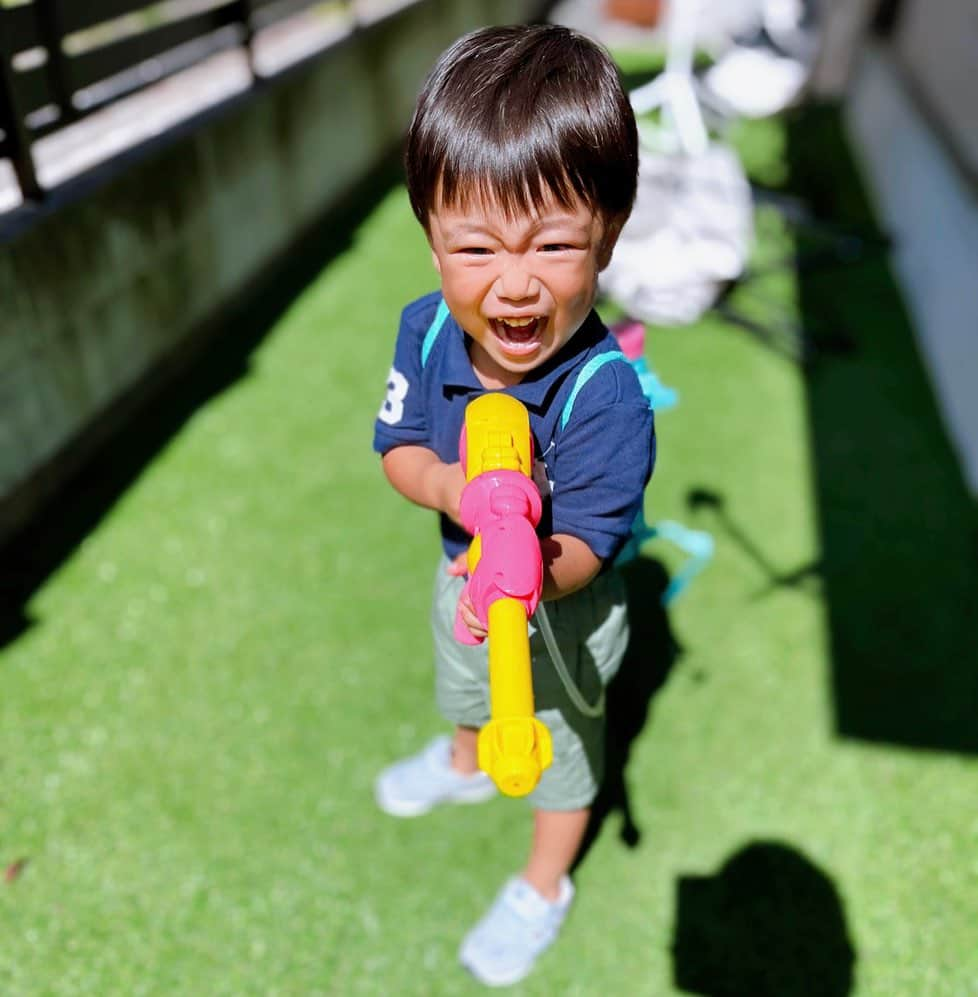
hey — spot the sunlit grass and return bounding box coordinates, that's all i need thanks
[2,107,976,995]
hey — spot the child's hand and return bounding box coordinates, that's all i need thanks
[446,551,469,577]
[456,590,488,641]
[447,554,489,639]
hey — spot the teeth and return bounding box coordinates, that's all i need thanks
[500,317,536,327]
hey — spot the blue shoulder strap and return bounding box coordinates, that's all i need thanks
[420,297,450,369]
[559,350,627,430]
[558,345,713,606]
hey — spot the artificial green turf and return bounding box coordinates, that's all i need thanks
[2,107,977,995]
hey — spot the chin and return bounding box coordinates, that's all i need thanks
[497,348,546,371]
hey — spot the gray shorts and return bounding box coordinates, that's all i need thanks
[431,557,629,811]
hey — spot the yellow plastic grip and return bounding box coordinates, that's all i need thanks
[463,394,533,482]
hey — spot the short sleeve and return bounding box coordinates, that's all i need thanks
[548,365,655,561]
[372,301,431,455]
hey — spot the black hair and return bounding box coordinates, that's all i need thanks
[405,24,638,232]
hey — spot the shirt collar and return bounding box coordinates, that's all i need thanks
[441,317,484,392]
[440,310,605,409]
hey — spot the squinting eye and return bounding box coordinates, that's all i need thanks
[460,247,491,255]
[541,244,572,253]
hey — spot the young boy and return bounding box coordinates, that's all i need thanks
[372,23,654,987]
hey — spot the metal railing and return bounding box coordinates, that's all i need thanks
[0,0,355,204]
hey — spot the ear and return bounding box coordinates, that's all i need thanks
[597,219,623,271]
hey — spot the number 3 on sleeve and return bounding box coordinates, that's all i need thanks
[378,366,409,425]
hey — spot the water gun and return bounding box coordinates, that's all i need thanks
[454,393,553,797]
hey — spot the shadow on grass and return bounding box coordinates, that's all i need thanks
[673,841,856,996]
[573,555,681,869]
[709,103,978,755]
[0,155,403,651]
[687,486,823,598]
[783,105,978,755]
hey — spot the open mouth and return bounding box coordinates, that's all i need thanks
[490,316,544,357]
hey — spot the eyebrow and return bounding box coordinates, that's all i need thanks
[445,223,494,236]
[536,219,590,236]
[442,217,591,239]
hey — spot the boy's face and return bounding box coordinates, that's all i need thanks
[427,190,618,387]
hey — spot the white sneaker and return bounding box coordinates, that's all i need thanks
[459,875,575,987]
[374,735,496,817]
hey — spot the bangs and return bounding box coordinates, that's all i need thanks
[434,131,590,221]
[406,25,638,230]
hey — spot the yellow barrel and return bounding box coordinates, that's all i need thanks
[477,598,553,797]
[487,598,534,718]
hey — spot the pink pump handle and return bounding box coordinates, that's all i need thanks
[453,469,543,645]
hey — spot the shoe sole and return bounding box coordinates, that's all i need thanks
[374,783,496,818]
[459,947,533,988]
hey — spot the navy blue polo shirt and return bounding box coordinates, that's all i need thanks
[373,290,655,563]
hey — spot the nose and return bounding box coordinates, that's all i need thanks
[495,255,538,302]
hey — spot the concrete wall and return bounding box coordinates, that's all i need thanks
[845,43,978,496]
[0,0,542,542]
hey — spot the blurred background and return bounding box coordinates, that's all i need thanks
[1,1,976,994]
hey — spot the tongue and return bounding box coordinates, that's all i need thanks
[501,320,538,342]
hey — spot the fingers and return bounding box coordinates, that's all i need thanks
[447,552,485,639]
[458,595,488,640]
[446,552,469,577]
